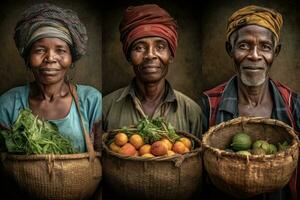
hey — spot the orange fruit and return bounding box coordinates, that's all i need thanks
[172,141,186,154]
[179,137,192,150]
[167,150,176,156]
[129,134,144,149]
[109,142,120,153]
[151,141,168,156]
[114,133,128,146]
[141,153,155,158]
[160,138,173,150]
[139,144,151,156]
[119,143,136,156]
[183,147,190,153]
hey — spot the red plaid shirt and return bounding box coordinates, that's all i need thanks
[201,76,300,200]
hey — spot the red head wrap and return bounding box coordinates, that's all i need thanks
[119,4,178,57]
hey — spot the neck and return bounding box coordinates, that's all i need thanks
[238,78,270,107]
[30,80,69,101]
[135,78,166,102]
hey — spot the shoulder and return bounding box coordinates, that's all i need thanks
[203,82,228,96]
[173,90,201,113]
[76,84,102,102]
[103,86,128,105]
[272,80,293,93]
[0,85,28,127]
[271,80,298,104]
[0,86,27,102]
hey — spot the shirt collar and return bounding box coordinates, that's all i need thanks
[116,78,177,105]
[218,76,238,116]
[269,79,291,123]
[218,76,287,117]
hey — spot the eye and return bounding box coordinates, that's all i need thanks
[261,43,272,51]
[57,48,67,54]
[33,48,45,54]
[133,44,146,52]
[238,43,250,50]
[156,44,166,51]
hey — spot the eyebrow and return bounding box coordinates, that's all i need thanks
[32,44,68,48]
[236,38,273,44]
[133,38,168,45]
[132,41,147,46]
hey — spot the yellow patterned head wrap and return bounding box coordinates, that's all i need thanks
[226,5,283,42]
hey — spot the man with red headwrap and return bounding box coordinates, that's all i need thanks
[103,4,202,137]
[102,4,202,199]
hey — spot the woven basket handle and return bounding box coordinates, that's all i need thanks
[68,83,96,161]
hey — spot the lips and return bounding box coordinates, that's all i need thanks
[140,64,161,73]
[38,68,60,75]
[242,66,265,72]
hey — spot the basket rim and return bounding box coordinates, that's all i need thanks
[1,151,101,161]
[102,130,201,162]
[202,116,299,161]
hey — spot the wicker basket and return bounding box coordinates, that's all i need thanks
[0,84,102,200]
[102,131,202,200]
[202,117,299,199]
[1,152,101,200]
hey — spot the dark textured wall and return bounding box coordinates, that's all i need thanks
[0,0,102,94]
[102,0,300,103]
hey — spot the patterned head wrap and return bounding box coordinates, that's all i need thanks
[119,4,178,57]
[226,5,283,42]
[14,3,88,62]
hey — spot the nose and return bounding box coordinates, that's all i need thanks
[248,46,262,61]
[144,46,157,60]
[45,50,57,62]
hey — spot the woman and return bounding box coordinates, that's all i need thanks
[0,3,102,152]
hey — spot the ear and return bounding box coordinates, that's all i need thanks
[274,43,281,57]
[225,41,233,57]
[169,56,174,64]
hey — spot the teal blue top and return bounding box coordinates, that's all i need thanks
[0,84,102,153]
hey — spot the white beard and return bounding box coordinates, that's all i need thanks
[240,70,267,87]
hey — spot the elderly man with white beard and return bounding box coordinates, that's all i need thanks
[200,5,300,200]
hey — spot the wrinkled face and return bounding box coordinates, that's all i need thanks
[28,38,72,85]
[229,25,279,87]
[129,37,173,84]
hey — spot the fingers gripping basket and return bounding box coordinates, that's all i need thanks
[202,117,299,199]
[0,84,102,200]
[102,131,202,200]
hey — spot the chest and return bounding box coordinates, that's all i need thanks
[29,95,73,120]
[238,102,273,118]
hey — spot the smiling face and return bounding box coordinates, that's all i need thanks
[228,25,280,87]
[28,37,72,85]
[129,36,173,84]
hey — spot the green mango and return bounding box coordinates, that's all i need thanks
[237,150,252,156]
[231,132,252,151]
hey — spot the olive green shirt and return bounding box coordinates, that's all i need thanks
[103,80,202,138]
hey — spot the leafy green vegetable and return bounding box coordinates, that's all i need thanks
[115,117,180,144]
[0,109,76,155]
[277,141,290,152]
